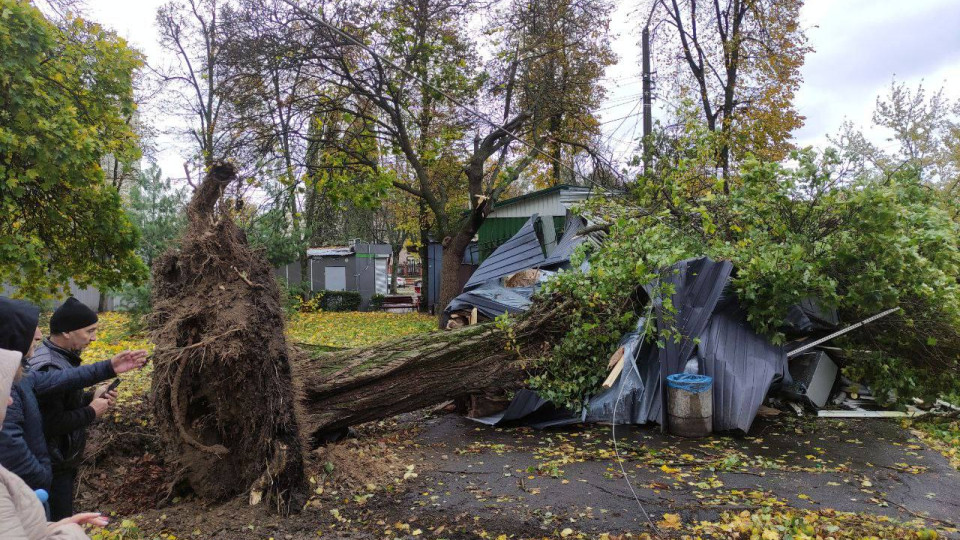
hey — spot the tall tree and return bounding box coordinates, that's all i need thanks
[0,0,146,300]
[126,165,189,268]
[260,0,613,314]
[494,0,616,187]
[871,81,960,190]
[118,165,188,312]
[831,80,960,218]
[652,0,810,182]
[220,2,320,257]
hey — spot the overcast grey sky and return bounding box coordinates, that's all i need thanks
[85,0,960,178]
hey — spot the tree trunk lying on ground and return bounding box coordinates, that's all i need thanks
[292,300,568,446]
[148,163,572,506]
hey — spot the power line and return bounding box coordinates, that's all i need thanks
[281,0,628,191]
[599,110,643,126]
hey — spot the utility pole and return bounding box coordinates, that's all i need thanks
[641,25,653,175]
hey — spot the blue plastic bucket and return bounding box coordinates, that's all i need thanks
[666,373,713,394]
[666,373,713,437]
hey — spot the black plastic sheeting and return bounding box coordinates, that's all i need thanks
[783,298,839,336]
[472,389,578,429]
[470,256,791,434]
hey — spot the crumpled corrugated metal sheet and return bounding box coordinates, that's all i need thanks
[643,257,788,433]
[540,214,586,269]
[540,212,606,270]
[470,256,789,434]
[444,282,536,320]
[464,215,547,290]
[695,292,789,432]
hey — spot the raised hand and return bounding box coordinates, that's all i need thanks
[110,349,149,374]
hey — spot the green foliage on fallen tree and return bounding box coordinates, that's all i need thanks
[531,127,960,409]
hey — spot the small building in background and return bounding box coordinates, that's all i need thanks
[476,184,593,261]
[275,242,392,310]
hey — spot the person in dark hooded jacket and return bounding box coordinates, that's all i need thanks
[0,297,55,490]
[28,298,148,520]
[0,297,147,499]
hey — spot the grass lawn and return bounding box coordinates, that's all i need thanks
[286,310,436,349]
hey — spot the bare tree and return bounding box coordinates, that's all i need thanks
[156,0,237,170]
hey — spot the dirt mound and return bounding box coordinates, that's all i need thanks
[149,163,305,512]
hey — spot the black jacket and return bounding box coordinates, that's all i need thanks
[0,360,114,488]
[28,341,101,471]
[0,296,115,486]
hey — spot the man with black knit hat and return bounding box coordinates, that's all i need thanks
[0,296,147,496]
[29,297,148,520]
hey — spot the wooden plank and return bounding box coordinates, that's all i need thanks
[602,357,624,389]
[817,410,917,418]
[469,307,478,325]
[607,346,625,369]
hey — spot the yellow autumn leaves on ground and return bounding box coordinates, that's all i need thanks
[286,310,436,349]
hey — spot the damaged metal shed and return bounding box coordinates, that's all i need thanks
[469,254,794,434]
[442,213,602,327]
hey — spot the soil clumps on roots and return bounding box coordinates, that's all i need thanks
[150,162,306,513]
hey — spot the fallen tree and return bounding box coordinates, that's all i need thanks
[146,136,960,507]
[292,300,572,446]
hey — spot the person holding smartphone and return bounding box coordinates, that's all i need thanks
[28,298,148,520]
[1,344,109,538]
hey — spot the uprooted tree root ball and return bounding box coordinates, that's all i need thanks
[149,162,306,513]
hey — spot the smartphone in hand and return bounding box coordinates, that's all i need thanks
[105,378,121,394]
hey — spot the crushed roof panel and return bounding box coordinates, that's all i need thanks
[464,215,546,289]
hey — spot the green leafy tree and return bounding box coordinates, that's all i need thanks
[117,165,187,313]
[246,203,307,267]
[534,118,960,409]
[0,0,146,301]
[126,166,188,267]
